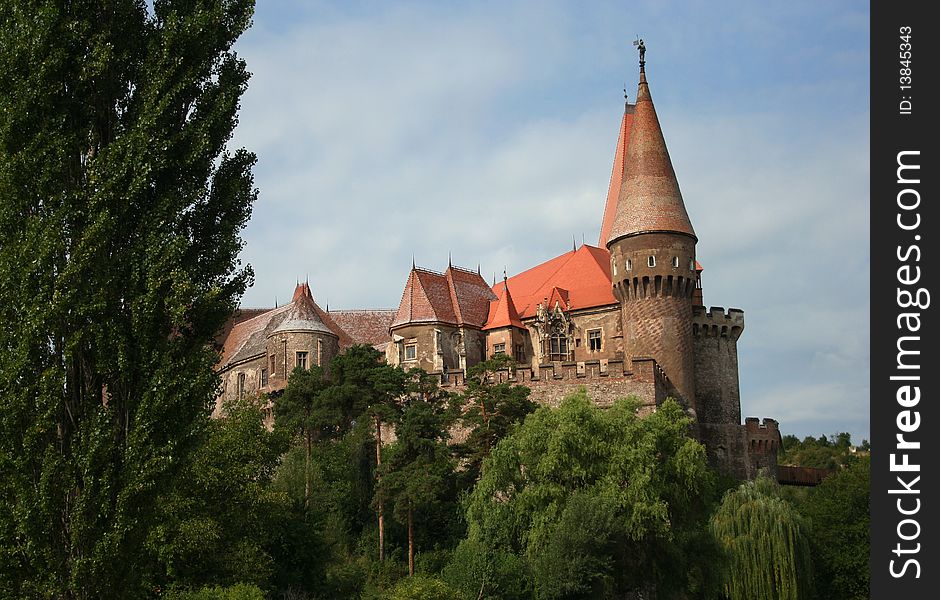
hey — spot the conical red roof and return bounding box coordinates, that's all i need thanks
[598,104,635,246]
[606,72,695,245]
[483,280,525,330]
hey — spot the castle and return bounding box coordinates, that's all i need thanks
[215,50,780,480]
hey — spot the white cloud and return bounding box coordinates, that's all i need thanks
[225,1,870,442]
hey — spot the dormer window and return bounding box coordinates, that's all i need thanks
[672,256,679,268]
[647,256,656,268]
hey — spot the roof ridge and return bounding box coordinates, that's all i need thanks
[445,268,464,324]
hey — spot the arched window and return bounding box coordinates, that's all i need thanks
[647,255,656,267]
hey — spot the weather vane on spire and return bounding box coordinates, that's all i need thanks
[633,37,646,73]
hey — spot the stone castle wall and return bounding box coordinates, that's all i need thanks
[692,306,744,425]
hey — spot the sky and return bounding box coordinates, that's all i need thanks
[226,0,871,443]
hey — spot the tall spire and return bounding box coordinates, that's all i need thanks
[606,42,695,246]
[598,99,635,246]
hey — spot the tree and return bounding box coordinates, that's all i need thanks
[0,1,256,597]
[275,365,339,510]
[329,345,408,561]
[147,398,326,595]
[378,381,454,577]
[797,455,870,600]
[449,391,718,599]
[452,355,537,483]
[778,432,866,469]
[710,475,814,600]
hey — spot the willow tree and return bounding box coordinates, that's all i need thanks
[0,1,256,597]
[710,476,814,600]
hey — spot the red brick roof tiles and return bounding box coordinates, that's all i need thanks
[391,264,496,329]
[328,309,397,347]
[483,280,525,330]
[607,72,696,245]
[598,104,635,246]
[486,244,617,324]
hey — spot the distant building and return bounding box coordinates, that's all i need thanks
[216,58,779,480]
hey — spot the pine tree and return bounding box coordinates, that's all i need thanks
[0,1,256,596]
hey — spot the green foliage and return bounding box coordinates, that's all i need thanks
[797,456,870,600]
[778,432,868,469]
[330,344,407,427]
[276,365,340,442]
[146,398,328,595]
[449,391,718,599]
[0,1,256,597]
[383,574,468,600]
[163,583,265,600]
[453,355,538,482]
[710,476,814,600]
[379,393,455,541]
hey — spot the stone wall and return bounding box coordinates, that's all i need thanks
[389,323,487,372]
[216,329,339,417]
[436,357,668,413]
[692,306,744,425]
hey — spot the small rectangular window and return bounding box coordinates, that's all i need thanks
[626,258,633,270]
[515,344,525,362]
[648,256,656,267]
[689,258,695,271]
[269,354,276,376]
[260,368,268,387]
[672,256,679,268]
[588,329,602,352]
[404,344,417,361]
[296,351,308,370]
[493,343,506,355]
[237,372,246,399]
[317,339,323,366]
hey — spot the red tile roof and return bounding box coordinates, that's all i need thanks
[486,244,617,323]
[483,280,525,330]
[328,309,397,346]
[391,264,496,329]
[607,72,696,244]
[598,104,635,247]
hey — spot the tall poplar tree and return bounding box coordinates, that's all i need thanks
[0,1,257,597]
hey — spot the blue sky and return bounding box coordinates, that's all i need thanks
[228,1,871,443]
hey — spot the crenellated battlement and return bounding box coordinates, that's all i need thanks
[745,417,780,453]
[431,357,674,412]
[692,306,745,340]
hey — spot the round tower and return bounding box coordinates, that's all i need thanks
[606,48,698,408]
[266,282,339,381]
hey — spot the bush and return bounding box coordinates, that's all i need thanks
[164,583,265,600]
[384,575,467,600]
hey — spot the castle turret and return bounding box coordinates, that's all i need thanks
[607,46,698,408]
[267,282,340,378]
